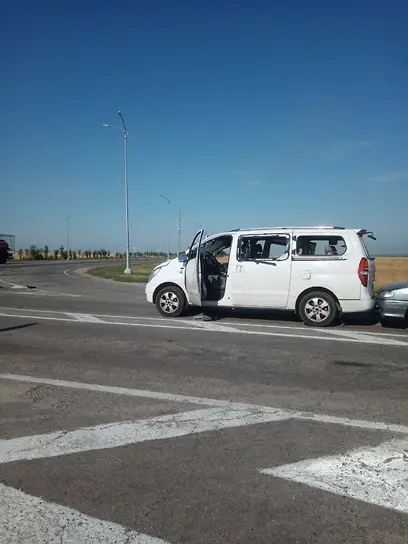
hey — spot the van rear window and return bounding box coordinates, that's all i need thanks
[359,234,372,258]
[295,235,347,257]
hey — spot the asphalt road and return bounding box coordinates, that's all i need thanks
[0,260,407,543]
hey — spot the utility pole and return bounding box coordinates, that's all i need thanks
[66,216,71,260]
[177,209,182,253]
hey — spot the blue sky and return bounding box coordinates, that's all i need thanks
[1,0,407,255]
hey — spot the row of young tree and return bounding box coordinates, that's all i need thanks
[16,245,175,261]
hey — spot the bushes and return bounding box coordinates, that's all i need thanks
[15,247,176,261]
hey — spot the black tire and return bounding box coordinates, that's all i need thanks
[298,290,338,327]
[0,253,7,264]
[155,285,186,318]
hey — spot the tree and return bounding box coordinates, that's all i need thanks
[59,245,67,260]
[54,248,60,260]
[44,245,49,260]
[17,249,24,260]
[29,245,37,259]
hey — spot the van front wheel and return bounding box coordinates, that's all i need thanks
[156,286,186,318]
[298,291,338,327]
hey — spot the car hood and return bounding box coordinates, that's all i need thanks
[380,282,408,292]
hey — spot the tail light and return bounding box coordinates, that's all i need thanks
[358,257,369,287]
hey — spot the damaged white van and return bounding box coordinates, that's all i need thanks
[145,226,376,327]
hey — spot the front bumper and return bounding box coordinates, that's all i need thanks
[145,284,154,304]
[375,298,408,320]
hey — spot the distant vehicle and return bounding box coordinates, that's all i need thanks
[0,234,15,264]
[145,225,376,327]
[376,282,408,327]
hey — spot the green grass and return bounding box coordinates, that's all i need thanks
[88,262,162,283]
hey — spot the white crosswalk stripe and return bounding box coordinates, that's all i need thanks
[1,372,407,543]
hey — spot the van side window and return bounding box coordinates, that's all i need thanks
[237,235,290,261]
[295,236,347,257]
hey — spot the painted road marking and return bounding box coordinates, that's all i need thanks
[0,407,289,464]
[261,438,408,514]
[2,373,408,435]
[323,328,408,345]
[10,291,82,298]
[0,308,407,347]
[0,281,81,297]
[1,374,408,536]
[60,312,408,339]
[1,305,407,339]
[0,483,170,543]
[65,312,104,323]
[63,267,86,279]
[0,278,26,289]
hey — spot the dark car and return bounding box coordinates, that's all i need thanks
[376,282,408,327]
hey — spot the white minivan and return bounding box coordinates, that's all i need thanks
[145,226,376,327]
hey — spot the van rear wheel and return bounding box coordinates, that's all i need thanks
[298,291,338,327]
[155,285,186,318]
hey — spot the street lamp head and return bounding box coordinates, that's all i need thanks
[117,111,128,133]
[102,124,110,127]
[160,194,170,204]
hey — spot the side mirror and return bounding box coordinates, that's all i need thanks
[178,251,188,263]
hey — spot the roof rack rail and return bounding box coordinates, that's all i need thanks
[231,226,345,231]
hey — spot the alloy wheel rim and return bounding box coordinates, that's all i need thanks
[304,297,331,323]
[159,292,180,314]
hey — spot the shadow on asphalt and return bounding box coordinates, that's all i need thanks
[332,360,376,368]
[0,323,37,333]
[380,320,408,330]
[186,307,408,330]
[332,360,408,372]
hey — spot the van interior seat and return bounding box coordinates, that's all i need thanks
[325,244,338,255]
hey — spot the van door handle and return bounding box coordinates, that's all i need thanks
[256,260,277,267]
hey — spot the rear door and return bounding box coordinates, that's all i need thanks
[184,229,204,306]
[357,229,376,297]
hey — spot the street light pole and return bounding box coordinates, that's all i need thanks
[177,209,182,253]
[103,111,132,275]
[66,216,71,260]
[160,194,170,261]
